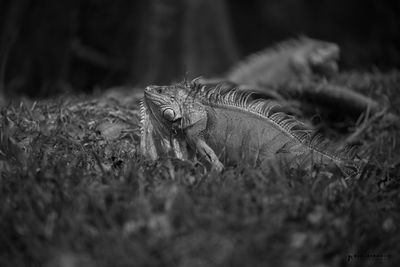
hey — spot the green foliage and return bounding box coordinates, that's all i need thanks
[1,72,399,267]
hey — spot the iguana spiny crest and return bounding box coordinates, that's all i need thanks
[140,80,359,176]
[227,36,340,86]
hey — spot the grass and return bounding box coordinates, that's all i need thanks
[0,71,399,267]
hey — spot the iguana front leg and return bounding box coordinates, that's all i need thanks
[184,116,224,172]
[192,138,224,172]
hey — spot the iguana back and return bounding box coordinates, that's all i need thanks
[202,100,323,168]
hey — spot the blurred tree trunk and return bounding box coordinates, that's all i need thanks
[1,0,79,97]
[132,0,238,85]
[26,0,79,96]
[0,0,30,95]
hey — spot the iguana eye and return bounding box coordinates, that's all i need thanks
[162,108,175,121]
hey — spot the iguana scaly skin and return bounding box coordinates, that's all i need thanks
[227,36,340,86]
[140,80,359,175]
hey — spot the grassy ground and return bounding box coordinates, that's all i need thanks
[1,72,399,267]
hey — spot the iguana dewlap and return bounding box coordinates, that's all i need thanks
[140,81,358,176]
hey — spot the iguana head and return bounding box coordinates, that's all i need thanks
[140,82,197,160]
[143,81,209,133]
[305,37,340,77]
[142,83,190,135]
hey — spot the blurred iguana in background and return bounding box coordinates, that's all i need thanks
[227,36,340,85]
[200,37,382,120]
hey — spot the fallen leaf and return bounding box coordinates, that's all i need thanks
[96,121,128,140]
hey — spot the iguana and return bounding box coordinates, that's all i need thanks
[202,36,381,118]
[226,36,340,86]
[140,80,359,176]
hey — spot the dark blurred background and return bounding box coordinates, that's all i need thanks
[0,0,399,97]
